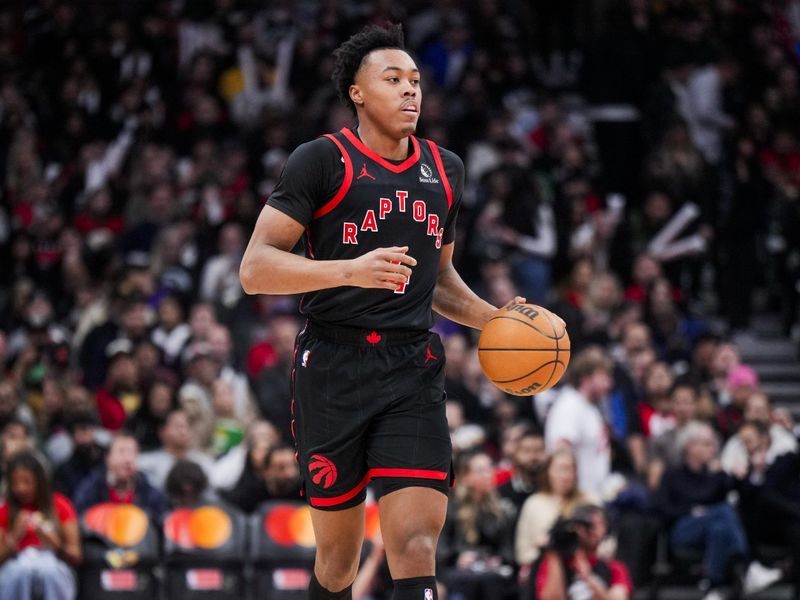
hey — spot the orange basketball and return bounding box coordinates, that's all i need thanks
[478,303,571,396]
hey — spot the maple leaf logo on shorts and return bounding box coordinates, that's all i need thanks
[308,454,338,489]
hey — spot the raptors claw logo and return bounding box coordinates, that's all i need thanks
[308,454,338,489]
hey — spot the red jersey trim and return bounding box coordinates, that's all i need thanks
[308,468,448,508]
[309,473,371,508]
[313,134,354,219]
[427,140,452,210]
[369,468,448,480]
[340,128,421,173]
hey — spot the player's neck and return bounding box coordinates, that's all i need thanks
[356,122,409,161]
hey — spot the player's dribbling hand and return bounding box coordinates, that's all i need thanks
[346,246,417,290]
[496,297,567,328]
[499,296,527,309]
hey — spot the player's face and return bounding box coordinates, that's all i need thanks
[351,48,421,138]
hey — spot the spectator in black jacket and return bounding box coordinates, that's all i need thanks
[738,420,800,599]
[497,427,546,517]
[72,432,167,522]
[438,450,516,600]
[254,317,300,442]
[221,443,300,513]
[127,369,178,452]
[53,411,105,498]
[656,421,780,599]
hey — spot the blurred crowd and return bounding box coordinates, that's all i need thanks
[1,0,800,599]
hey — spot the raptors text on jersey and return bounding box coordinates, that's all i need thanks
[341,189,444,250]
[267,127,464,329]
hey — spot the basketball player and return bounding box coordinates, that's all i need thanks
[240,24,523,600]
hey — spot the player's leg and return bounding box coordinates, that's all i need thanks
[309,503,366,597]
[292,328,372,599]
[366,332,452,599]
[379,486,448,599]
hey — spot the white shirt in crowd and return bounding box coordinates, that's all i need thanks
[545,386,611,499]
[682,65,734,165]
[151,323,192,364]
[721,424,798,475]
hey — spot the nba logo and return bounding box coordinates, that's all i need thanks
[301,350,310,367]
[424,589,433,600]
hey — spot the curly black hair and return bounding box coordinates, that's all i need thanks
[331,23,406,114]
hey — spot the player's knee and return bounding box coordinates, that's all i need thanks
[315,548,360,590]
[397,531,437,567]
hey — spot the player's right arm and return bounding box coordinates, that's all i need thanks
[239,206,415,294]
[239,139,415,295]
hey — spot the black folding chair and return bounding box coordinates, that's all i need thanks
[250,501,317,600]
[161,503,248,600]
[78,503,160,600]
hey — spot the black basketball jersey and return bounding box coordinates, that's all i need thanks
[266,127,464,330]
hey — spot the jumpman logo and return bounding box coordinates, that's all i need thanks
[424,343,438,364]
[357,162,376,180]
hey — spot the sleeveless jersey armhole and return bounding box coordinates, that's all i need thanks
[312,134,354,219]
[426,140,453,210]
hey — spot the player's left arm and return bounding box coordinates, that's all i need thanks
[432,148,523,329]
[432,242,524,330]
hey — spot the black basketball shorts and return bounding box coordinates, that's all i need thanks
[291,320,454,511]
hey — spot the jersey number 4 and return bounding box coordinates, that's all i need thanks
[390,260,409,294]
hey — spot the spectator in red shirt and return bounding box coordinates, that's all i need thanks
[72,432,167,521]
[532,504,633,600]
[760,127,800,191]
[623,254,663,304]
[528,98,563,157]
[639,361,677,438]
[72,187,125,236]
[95,339,141,431]
[561,257,593,310]
[0,451,81,600]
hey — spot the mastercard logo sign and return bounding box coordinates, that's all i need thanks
[265,505,314,547]
[83,504,149,547]
[164,506,233,550]
[264,503,381,547]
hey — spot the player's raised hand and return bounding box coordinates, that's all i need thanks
[346,246,417,290]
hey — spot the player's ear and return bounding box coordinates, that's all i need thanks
[349,84,364,107]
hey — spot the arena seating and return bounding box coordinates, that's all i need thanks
[78,503,160,600]
[161,503,248,600]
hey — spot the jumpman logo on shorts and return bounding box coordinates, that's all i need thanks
[424,343,438,364]
[357,162,376,180]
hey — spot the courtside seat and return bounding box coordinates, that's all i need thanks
[647,525,706,600]
[161,503,248,600]
[78,503,160,600]
[250,501,317,600]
